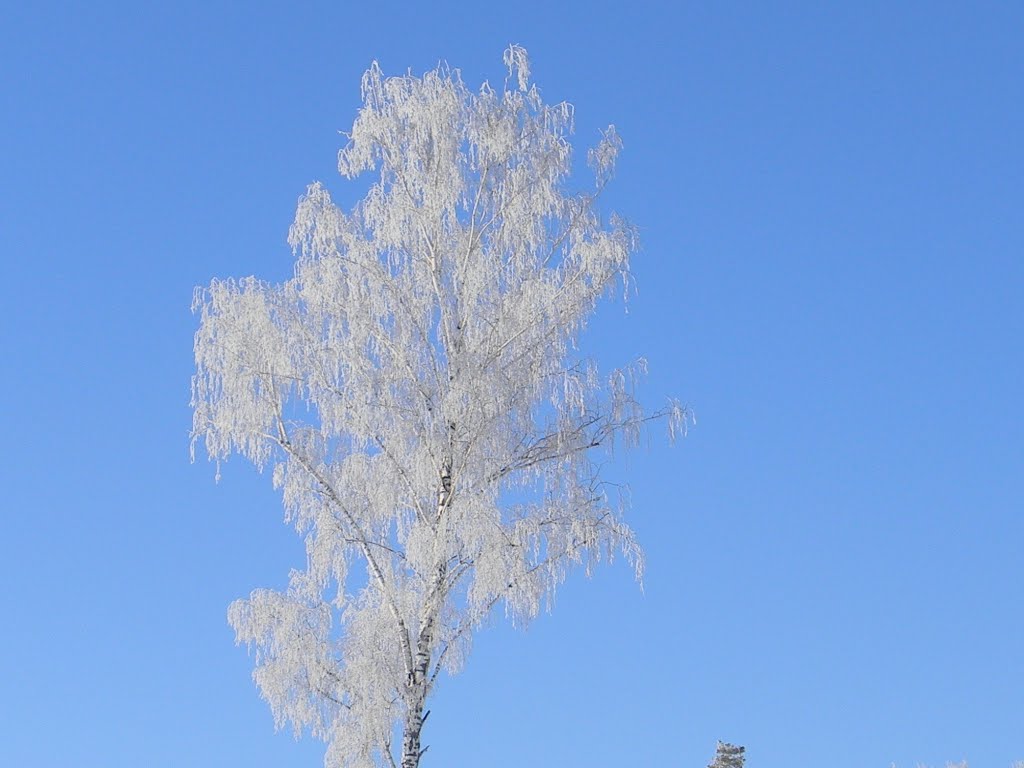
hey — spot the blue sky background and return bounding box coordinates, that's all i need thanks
[1,2,1020,767]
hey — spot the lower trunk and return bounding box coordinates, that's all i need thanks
[400,698,425,768]
[401,644,432,767]
[403,493,448,768]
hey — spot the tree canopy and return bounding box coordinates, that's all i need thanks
[192,46,684,768]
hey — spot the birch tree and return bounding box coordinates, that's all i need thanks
[191,46,685,768]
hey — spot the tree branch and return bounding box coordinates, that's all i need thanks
[268,432,416,679]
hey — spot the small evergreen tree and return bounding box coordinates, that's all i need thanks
[708,741,745,768]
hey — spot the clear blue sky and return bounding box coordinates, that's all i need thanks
[1,3,1020,767]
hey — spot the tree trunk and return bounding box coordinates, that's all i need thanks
[400,696,425,768]
[401,581,437,768]
[401,648,430,767]
[402,458,453,767]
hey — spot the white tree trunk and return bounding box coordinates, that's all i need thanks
[400,695,425,768]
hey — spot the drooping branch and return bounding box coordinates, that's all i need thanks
[270,432,416,680]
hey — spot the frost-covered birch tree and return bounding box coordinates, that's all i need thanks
[192,46,685,768]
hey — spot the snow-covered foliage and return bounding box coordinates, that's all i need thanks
[708,741,746,768]
[192,46,685,768]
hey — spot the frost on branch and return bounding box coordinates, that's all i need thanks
[192,46,683,768]
[503,43,530,90]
